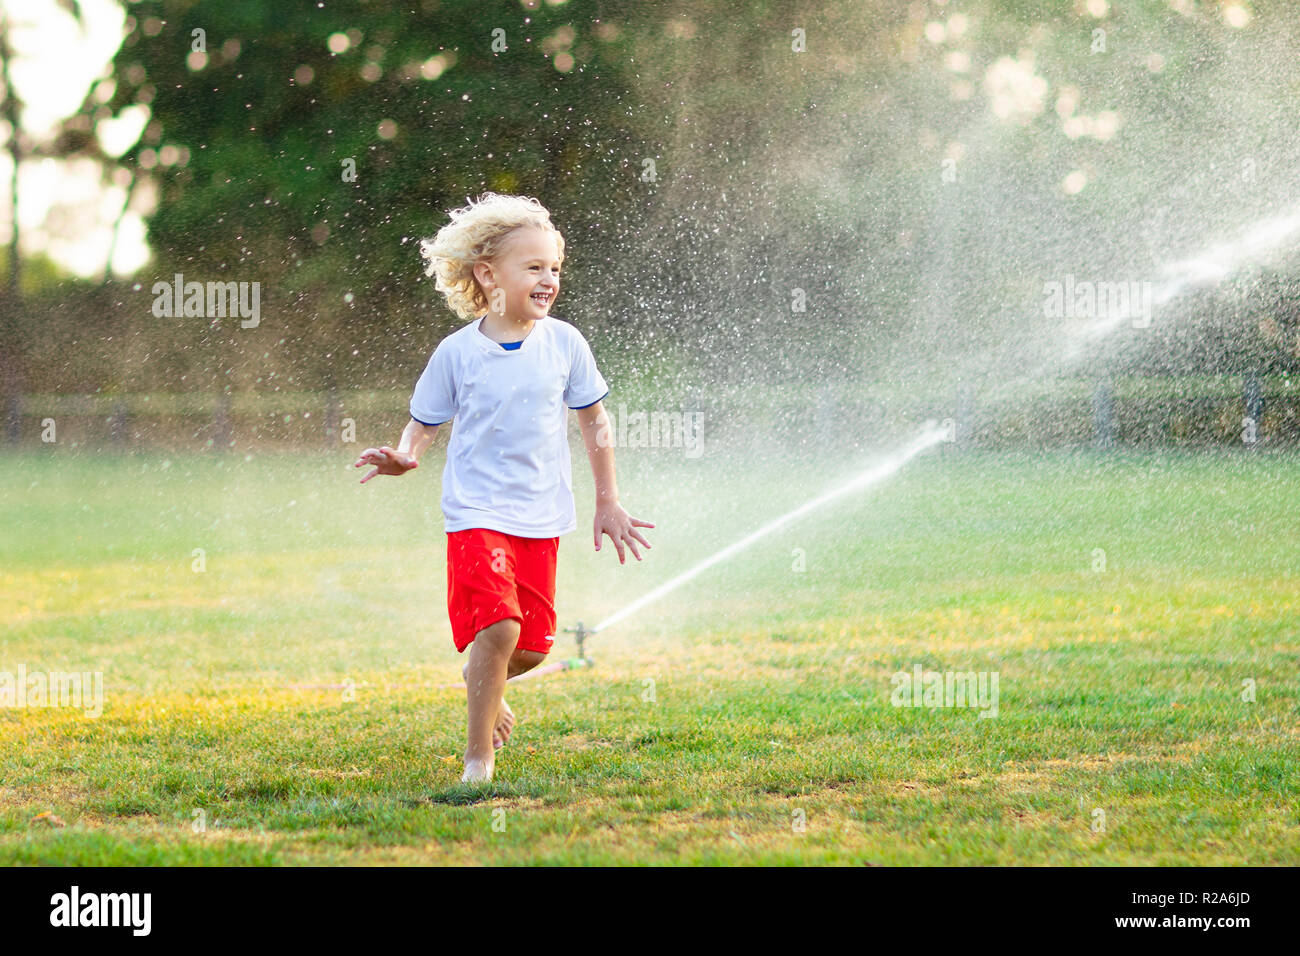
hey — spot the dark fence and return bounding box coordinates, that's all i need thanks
[3,376,1298,452]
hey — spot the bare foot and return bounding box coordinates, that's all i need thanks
[494,698,515,750]
[461,756,493,784]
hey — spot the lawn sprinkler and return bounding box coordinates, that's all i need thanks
[563,621,596,665]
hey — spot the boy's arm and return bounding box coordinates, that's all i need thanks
[354,418,440,483]
[575,401,654,562]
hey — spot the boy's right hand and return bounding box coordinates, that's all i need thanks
[354,446,418,483]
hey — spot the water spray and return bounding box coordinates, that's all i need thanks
[1052,201,1300,373]
[561,423,949,658]
[555,201,1300,665]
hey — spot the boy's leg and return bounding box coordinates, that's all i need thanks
[462,617,520,782]
[451,530,558,782]
[486,647,547,752]
[467,646,547,682]
[489,536,558,750]
[461,645,545,754]
[508,648,547,678]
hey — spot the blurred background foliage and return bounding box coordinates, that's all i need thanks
[3,0,1300,428]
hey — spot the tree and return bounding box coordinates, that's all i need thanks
[1,1,89,436]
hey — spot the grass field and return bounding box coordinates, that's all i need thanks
[1,441,1297,864]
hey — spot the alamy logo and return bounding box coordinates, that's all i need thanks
[890,665,999,718]
[50,886,151,936]
[594,404,704,458]
[0,665,103,718]
[1043,274,1153,328]
[151,272,261,328]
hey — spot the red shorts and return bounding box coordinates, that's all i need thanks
[446,528,559,655]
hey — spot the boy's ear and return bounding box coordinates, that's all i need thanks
[472,260,493,287]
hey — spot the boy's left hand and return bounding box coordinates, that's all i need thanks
[594,501,654,564]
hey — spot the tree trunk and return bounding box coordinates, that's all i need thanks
[0,19,25,442]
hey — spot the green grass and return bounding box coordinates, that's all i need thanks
[1,442,1297,864]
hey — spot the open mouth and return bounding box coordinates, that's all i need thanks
[530,292,553,306]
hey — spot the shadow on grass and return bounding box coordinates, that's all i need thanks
[423,782,506,806]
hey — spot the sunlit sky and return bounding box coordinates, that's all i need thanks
[1,0,149,279]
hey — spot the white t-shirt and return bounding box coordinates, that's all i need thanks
[409,315,609,537]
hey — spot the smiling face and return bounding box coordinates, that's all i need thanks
[474,226,562,323]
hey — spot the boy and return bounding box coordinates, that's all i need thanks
[354,193,653,784]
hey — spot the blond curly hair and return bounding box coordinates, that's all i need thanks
[419,192,566,320]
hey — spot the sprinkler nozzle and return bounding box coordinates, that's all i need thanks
[563,621,597,661]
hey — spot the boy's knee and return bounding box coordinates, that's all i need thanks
[476,617,521,652]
